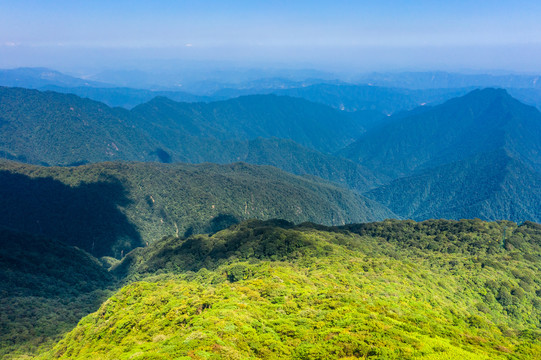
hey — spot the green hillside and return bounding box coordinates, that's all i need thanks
[0,86,385,194]
[166,137,384,193]
[0,160,392,258]
[130,94,364,154]
[36,219,541,360]
[341,88,541,178]
[338,88,541,223]
[366,150,541,223]
[0,86,160,165]
[0,227,113,359]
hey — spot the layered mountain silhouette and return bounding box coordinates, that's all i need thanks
[342,88,541,177]
[1,85,540,223]
[0,67,109,88]
[0,86,379,191]
[341,88,541,222]
[366,150,541,222]
[130,94,364,153]
[0,87,158,165]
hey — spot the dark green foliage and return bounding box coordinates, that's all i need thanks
[3,85,540,225]
[0,160,392,257]
[366,150,541,223]
[342,218,532,255]
[0,86,163,165]
[0,227,113,358]
[130,94,364,154]
[112,219,324,278]
[0,86,385,193]
[339,88,541,223]
[178,137,384,192]
[151,148,172,163]
[341,88,541,177]
[0,167,143,257]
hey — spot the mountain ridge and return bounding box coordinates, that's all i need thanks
[0,159,394,258]
[341,88,541,178]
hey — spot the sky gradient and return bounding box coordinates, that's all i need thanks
[2,0,541,74]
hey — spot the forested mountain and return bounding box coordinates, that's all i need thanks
[166,137,383,192]
[29,219,541,359]
[338,88,541,222]
[0,227,113,358]
[366,150,541,222]
[1,85,540,225]
[40,85,209,109]
[0,87,160,165]
[0,160,392,258]
[225,138,385,192]
[341,88,541,178]
[130,94,364,153]
[0,86,382,192]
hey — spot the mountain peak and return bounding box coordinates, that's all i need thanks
[341,88,541,178]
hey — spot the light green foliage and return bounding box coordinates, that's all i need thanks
[37,219,541,359]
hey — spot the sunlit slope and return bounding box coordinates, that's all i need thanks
[42,219,541,359]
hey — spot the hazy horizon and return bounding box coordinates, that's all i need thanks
[2,0,541,76]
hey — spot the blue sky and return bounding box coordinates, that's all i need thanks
[2,0,541,73]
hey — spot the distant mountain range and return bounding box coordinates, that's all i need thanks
[0,86,381,192]
[355,71,541,90]
[130,94,364,154]
[5,67,541,111]
[341,88,541,177]
[342,88,541,223]
[0,67,110,88]
[0,80,540,224]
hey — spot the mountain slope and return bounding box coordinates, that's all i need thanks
[239,138,384,192]
[276,83,472,115]
[39,219,541,360]
[162,137,384,193]
[0,87,161,165]
[0,86,385,193]
[131,94,364,153]
[341,88,541,178]
[41,85,209,109]
[366,150,541,222]
[0,227,113,358]
[0,160,393,257]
